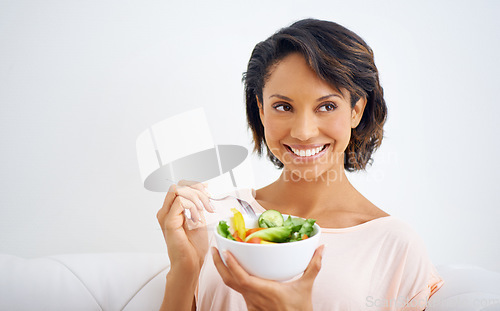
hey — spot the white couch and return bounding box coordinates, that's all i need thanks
[0,253,169,311]
[1,253,500,311]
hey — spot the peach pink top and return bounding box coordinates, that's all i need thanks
[196,189,444,311]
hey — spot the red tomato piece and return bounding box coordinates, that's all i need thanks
[246,237,262,244]
[231,232,243,242]
[245,227,265,238]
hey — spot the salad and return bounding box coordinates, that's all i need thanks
[217,209,316,244]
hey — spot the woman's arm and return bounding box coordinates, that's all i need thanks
[160,267,201,311]
[156,181,213,311]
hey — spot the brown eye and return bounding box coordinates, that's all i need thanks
[318,102,337,112]
[274,103,292,112]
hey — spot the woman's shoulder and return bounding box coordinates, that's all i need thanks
[382,216,423,236]
[321,214,426,244]
[369,216,429,249]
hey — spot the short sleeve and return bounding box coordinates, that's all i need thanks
[399,230,444,311]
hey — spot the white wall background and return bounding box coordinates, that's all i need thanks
[1,0,499,271]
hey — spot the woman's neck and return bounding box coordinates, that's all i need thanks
[260,166,359,217]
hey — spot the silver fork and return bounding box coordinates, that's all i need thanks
[210,195,257,219]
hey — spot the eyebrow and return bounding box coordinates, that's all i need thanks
[269,94,294,102]
[269,93,342,102]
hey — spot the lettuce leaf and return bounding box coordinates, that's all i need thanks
[298,219,316,237]
[217,221,236,240]
[285,216,316,241]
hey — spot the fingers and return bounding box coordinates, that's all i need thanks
[156,184,178,224]
[212,247,257,290]
[213,247,283,310]
[157,183,206,223]
[159,195,196,231]
[177,180,214,213]
[221,249,252,283]
[157,180,212,228]
[300,244,325,284]
[211,247,238,288]
[178,180,209,194]
[178,196,202,223]
[158,180,215,229]
[212,247,276,292]
[162,194,209,231]
[176,186,212,213]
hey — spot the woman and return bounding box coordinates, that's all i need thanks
[157,19,443,311]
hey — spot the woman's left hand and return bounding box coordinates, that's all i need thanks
[211,245,325,311]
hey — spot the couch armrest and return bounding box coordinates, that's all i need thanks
[0,253,170,311]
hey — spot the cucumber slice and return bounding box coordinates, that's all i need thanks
[258,210,285,228]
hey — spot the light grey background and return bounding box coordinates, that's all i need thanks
[1,0,499,271]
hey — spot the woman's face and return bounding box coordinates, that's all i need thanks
[258,53,366,181]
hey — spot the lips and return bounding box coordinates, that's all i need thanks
[284,144,329,157]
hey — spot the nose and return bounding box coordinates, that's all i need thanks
[290,112,319,141]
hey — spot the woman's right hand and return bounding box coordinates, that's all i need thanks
[156,180,215,273]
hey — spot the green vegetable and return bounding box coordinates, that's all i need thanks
[219,211,316,243]
[298,219,316,237]
[244,226,293,243]
[284,215,316,241]
[284,215,305,231]
[217,221,235,241]
[289,231,302,242]
[258,210,285,228]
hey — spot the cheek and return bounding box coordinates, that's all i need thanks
[333,119,352,135]
[324,117,352,145]
[263,118,287,143]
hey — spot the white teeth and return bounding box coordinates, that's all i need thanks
[290,145,326,157]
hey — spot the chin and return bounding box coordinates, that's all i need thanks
[283,166,336,183]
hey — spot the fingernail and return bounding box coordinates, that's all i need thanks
[183,208,192,220]
[209,202,216,213]
[191,213,198,223]
[211,247,217,256]
[197,199,204,211]
[223,250,229,261]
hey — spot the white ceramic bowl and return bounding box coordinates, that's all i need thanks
[214,213,321,281]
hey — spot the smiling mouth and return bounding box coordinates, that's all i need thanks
[284,144,329,157]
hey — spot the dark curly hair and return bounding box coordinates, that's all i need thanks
[243,18,387,171]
